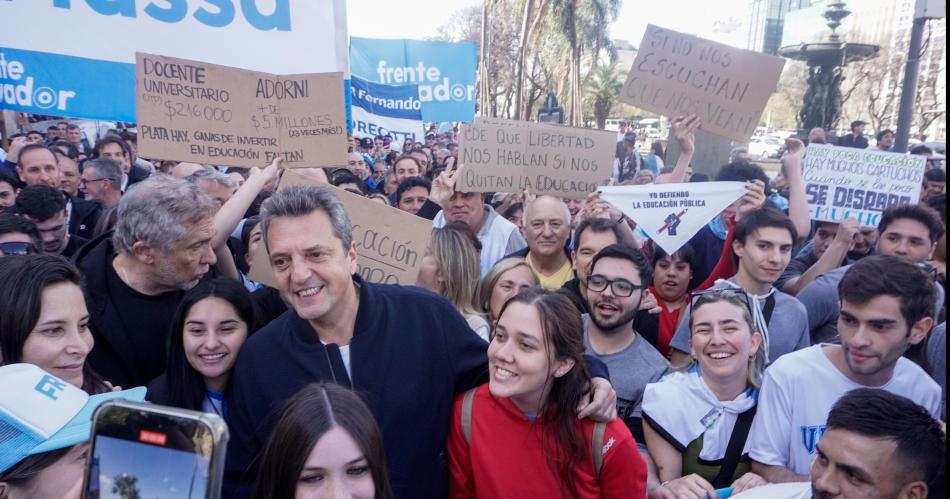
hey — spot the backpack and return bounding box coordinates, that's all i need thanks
[459,388,608,482]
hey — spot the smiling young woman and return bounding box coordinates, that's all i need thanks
[641,291,769,497]
[147,277,259,415]
[448,288,646,499]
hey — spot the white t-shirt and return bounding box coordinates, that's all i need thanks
[748,344,941,475]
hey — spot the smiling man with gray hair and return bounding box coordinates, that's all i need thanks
[74,175,218,388]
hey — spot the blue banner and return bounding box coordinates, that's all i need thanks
[0,48,135,121]
[350,76,423,148]
[349,37,476,123]
[0,0,348,122]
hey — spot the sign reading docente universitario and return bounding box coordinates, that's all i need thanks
[0,1,348,121]
[249,170,433,287]
[803,144,925,227]
[458,117,615,199]
[621,25,784,143]
[137,53,347,168]
[600,182,747,255]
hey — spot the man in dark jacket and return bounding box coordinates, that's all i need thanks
[837,120,869,149]
[74,176,217,388]
[225,185,618,499]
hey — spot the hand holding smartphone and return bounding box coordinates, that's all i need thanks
[83,401,228,499]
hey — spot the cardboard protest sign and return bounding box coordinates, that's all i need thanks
[248,170,433,288]
[599,182,746,255]
[803,144,925,227]
[620,25,784,143]
[457,117,615,199]
[136,53,347,168]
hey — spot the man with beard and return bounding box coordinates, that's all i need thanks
[732,389,944,499]
[748,256,941,484]
[582,244,670,443]
[74,176,218,387]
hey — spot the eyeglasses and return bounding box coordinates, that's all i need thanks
[0,241,37,256]
[79,178,109,186]
[587,274,644,297]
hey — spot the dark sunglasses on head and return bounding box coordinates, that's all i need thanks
[689,288,753,312]
[0,241,37,256]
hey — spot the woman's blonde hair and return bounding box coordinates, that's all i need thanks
[429,226,482,317]
[686,291,765,388]
[477,257,539,319]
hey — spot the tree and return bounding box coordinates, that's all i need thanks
[112,473,141,499]
[585,61,622,129]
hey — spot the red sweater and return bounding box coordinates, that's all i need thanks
[448,384,647,499]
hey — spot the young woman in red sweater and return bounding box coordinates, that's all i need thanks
[448,288,647,498]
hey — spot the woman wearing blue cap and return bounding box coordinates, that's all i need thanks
[0,363,145,498]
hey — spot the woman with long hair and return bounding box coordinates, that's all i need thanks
[147,277,258,415]
[448,288,646,498]
[642,291,768,497]
[476,257,540,326]
[417,225,490,340]
[254,383,394,499]
[0,254,110,394]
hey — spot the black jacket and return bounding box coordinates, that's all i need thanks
[224,277,611,499]
[69,196,101,240]
[837,133,869,149]
[224,279,489,499]
[127,163,150,188]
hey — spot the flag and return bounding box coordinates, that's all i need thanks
[599,182,747,254]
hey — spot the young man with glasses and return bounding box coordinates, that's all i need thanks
[747,255,941,484]
[669,208,809,368]
[0,213,41,257]
[583,244,670,444]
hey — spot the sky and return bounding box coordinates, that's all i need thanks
[348,0,751,47]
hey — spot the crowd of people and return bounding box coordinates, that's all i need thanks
[0,112,946,499]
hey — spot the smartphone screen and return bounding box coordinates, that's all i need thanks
[85,406,216,499]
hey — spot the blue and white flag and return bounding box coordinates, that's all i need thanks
[350,37,476,122]
[350,76,423,151]
[600,182,747,255]
[0,1,348,121]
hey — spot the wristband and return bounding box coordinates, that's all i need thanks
[617,213,627,224]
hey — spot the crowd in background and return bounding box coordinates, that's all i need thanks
[0,112,946,499]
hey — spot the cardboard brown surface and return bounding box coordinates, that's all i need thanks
[457,117,614,199]
[137,53,346,168]
[248,170,433,287]
[620,25,784,143]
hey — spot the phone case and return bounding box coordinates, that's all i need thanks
[84,400,230,499]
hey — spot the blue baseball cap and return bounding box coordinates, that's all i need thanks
[0,363,146,473]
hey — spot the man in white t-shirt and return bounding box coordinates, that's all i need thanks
[748,255,941,483]
[734,388,944,499]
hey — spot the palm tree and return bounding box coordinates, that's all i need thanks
[112,473,141,499]
[549,0,620,126]
[585,61,622,129]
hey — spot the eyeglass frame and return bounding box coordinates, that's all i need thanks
[586,274,646,298]
[79,177,112,187]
